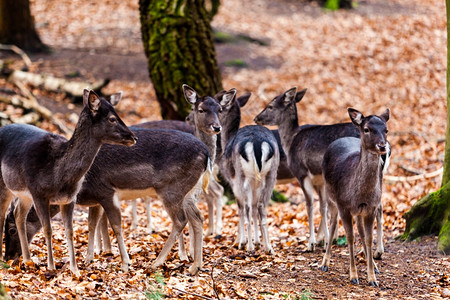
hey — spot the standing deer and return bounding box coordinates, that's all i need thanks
[254,87,391,253]
[0,89,136,276]
[218,89,280,253]
[320,108,390,287]
[93,84,226,261]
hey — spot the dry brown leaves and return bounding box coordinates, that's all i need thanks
[1,0,449,299]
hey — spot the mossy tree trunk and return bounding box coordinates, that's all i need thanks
[402,0,450,254]
[0,0,47,52]
[139,0,222,120]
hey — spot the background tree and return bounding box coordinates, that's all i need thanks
[0,0,47,52]
[139,0,222,120]
[401,0,450,254]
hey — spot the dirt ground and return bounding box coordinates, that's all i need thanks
[1,0,449,299]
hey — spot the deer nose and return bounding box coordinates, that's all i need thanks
[212,125,222,133]
[377,144,387,153]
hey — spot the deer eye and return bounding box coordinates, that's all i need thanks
[364,128,370,133]
[385,129,389,134]
[198,108,205,113]
[109,116,117,124]
[8,227,17,235]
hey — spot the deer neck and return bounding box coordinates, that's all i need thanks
[277,106,299,154]
[55,112,102,185]
[195,128,217,163]
[353,147,382,194]
[220,111,240,155]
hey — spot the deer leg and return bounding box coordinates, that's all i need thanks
[87,206,103,263]
[251,182,261,250]
[205,191,215,236]
[0,190,14,260]
[102,195,130,272]
[214,181,224,235]
[244,183,254,252]
[60,202,80,277]
[99,209,112,253]
[178,231,189,262]
[235,199,247,249]
[364,213,378,286]
[14,197,33,264]
[301,177,316,252]
[130,200,138,230]
[356,215,379,274]
[317,185,329,247]
[144,197,153,234]
[152,200,188,269]
[184,198,204,275]
[321,200,338,271]
[341,210,358,284]
[374,204,384,260]
[33,198,55,271]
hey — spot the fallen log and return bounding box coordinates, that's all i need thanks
[8,70,109,97]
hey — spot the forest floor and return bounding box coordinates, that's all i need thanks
[0,0,449,299]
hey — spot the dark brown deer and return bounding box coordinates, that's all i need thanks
[255,87,359,251]
[320,108,390,287]
[0,89,136,276]
[217,89,280,253]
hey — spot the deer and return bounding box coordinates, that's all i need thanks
[117,119,194,234]
[0,89,136,276]
[3,89,223,266]
[254,87,389,256]
[92,84,227,260]
[217,88,280,253]
[320,108,390,287]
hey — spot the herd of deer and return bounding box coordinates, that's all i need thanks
[0,85,390,287]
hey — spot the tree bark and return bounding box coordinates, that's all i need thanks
[139,0,222,120]
[0,0,47,52]
[402,0,450,254]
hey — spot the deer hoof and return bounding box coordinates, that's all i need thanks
[188,265,200,276]
[373,251,383,260]
[374,268,380,274]
[320,265,328,272]
[350,278,359,285]
[306,244,315,252]
[369,281,379,287]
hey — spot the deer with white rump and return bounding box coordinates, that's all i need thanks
[0,89,136,276]
[218,89,279,253]
[320,108,390,287]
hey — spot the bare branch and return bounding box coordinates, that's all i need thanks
[0,44,32,69]
[384,167,443,182]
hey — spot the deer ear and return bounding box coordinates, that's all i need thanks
[237,92,251,108]
[107,91,123,106]
[182,84,198,105]
[87,90,101,114]
[348,108,364,126]
[379,108,390,122]
[284,87,297,103]
[295,88,307,103]
[220,89,237,107]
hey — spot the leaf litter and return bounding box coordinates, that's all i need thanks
[0,0,449,299]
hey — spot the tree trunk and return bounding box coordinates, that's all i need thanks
[139,0,222,120]
[402,0,450,254]
[0,0,47,52]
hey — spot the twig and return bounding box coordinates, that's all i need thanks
[208,260,221,300]
[0,44,32,69]
[384,167,443,182]
[399,166,422,175]
[172,287,215,300]
[12,80,73,135]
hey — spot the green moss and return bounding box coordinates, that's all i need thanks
[225,59,248,68]
[438,218,450,254]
